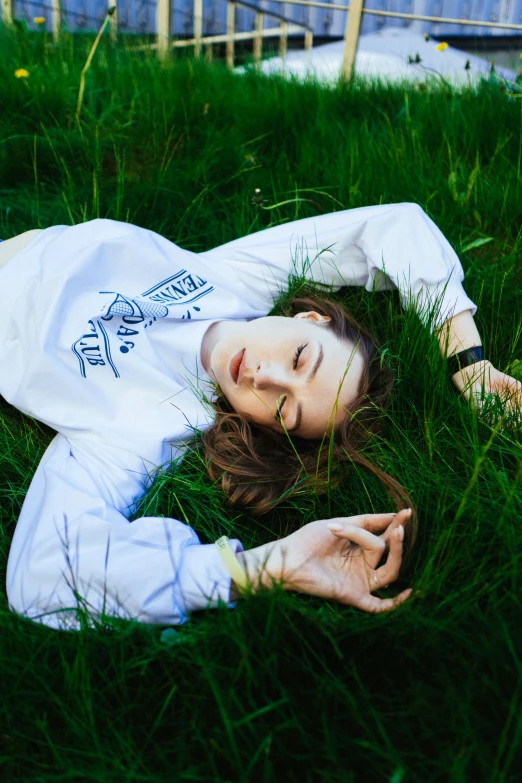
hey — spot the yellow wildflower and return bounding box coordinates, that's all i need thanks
[34,16,45,24]
[435,42,448,52]
[14,68,29,78]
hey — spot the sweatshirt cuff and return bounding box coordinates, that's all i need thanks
[408,279,478,334]
[176,539,245,616]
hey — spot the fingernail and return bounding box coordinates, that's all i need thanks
[397,525,404,541]
[327,522,343,531]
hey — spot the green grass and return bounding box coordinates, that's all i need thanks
[1,21,522,782]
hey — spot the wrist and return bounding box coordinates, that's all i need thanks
[229,540,283,601]
[436,309,483,360]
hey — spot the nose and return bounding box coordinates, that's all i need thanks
[252,360,288,391]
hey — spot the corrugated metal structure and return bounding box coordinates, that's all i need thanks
[4,0,522,39]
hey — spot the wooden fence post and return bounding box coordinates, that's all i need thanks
[109,0,117,43]
[194,0,203,57]
[52,0,61,42]
[156,0,171,58]
[1,0,14,27]
[341,0,364,80]
[304,29,313,50]
[253,11,263,65]
[226,1,235,68]
[279,20,287,59]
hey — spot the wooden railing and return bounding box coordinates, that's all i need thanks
[3,0,522,77]
[131,0,314,66]
[0,0,312,67]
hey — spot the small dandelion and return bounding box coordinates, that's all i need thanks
[33,16,45,24]
[14,68,29,78]
[202,103,210,116]
[435,42,448,52]
[244,154,257,165]
[251,188,269,208]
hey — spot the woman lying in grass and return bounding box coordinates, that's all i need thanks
[1,203,520,631]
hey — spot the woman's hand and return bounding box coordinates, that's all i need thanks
[238,509,412,613]
[451,360,522,418]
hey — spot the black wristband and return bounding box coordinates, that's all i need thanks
[447,345,486,377]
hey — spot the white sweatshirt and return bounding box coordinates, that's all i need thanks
[1,203,477,631]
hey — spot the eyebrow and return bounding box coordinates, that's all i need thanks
[287,342,323,433]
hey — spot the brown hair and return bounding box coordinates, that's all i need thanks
[201,293,417,556]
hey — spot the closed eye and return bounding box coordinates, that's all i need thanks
[293,342,308,370]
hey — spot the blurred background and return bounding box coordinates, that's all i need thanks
[2,0,522,69]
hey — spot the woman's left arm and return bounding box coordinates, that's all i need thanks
[203,202,478,334]
[436,308,522,415]
[205,202,520,415]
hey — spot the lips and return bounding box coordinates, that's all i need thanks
[229,348,245,384]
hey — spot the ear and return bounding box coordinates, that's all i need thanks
[293,311,331,325]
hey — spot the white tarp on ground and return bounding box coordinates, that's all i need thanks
[237,27,518,88]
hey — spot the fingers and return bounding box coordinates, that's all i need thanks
[379,510,411,544]
[327,510,412,576]
[358,588,413,614]
[372,524,404,589]
[328,524,387,555]
[327,508,412,536]
[361,513,408,569]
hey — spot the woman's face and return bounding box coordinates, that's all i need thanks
[203,313,365,439]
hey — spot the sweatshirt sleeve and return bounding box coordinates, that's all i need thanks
[6,434,242,631]
[201,202,478,333]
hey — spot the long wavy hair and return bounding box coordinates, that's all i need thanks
[202,292,417,556]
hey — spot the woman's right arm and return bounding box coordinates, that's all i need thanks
[6,433,243,631]
[7,433,411,630]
